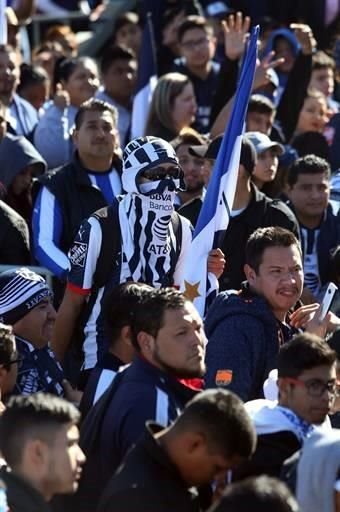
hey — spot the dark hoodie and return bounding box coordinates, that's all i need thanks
[204,287,295,402]
[264,28,301,91]
[0,134,47,224]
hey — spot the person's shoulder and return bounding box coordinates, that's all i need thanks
[13,94,37,116]
[261,193,298,225]
[0,200,25,223]
[206,290,275,335]
[176,211,192,231]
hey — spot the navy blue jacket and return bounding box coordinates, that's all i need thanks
[79,352,123,418]
[172,60,220,133]
[99,357,197,479]
[75,356,198,512]
[98,422,200,512]
[204,288,296,402]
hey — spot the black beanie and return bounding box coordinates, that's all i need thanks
[0,268,51,325]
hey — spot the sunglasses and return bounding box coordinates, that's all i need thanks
[140,166,182,181]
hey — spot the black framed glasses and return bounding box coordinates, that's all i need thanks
[140,166,182,181]
[285,377,340,398]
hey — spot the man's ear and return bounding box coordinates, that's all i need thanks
[182,431,206,456]
[277,377,291,400]
[121,325,133,347]
[244,263,256,285]
[136,330,154,354]
[72,128,78,147]
[284,182,293,197]
[24,439,49,469]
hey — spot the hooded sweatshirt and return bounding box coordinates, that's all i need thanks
[264,28,301,101]
[0,134,47,189]
[204,287,295,401]
[297,430,340,512]
[0,134,47,225]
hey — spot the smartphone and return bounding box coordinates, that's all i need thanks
[319,282,338,321]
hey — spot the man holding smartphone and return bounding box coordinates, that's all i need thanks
[204,226,336,402]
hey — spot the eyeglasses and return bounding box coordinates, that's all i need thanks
[181,36,210,51]
[140,166,182,181]
[284,377,340,398]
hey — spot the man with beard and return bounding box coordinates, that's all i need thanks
[74,287,208,511]
[52,136,224,387]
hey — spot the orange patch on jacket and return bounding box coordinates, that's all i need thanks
[215,369,233,386]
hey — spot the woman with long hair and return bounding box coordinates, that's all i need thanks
[144,72,197,141]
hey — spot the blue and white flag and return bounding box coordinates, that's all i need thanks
[131,12,157,140]
[0,0,7,45]
[181,26,259,317]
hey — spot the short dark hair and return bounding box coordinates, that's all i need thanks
[291,132,330,161]
[171,129,207,152]
[177,15,213,43]
[287,154,331,187]
[74,98,118,130]
[312,50,335,72]
[0,323,16,369]
[245,227,301,274]
[278,333,337,378]
[130,288,187,351]
[174,389,256,460]
[17,63,49,94]
[248,94,275,115]
[100,45,136,75]
[0,393,80,468]
[103,282,153,346]
[54,56,96,87]
[211,476,299,512]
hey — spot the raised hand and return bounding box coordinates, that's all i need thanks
[53,82,70,111]
[223,11,251,61]
[252,51,285,90]
[290,23,317,56]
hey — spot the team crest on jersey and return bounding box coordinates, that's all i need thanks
[215,369,233,386]
[69,242,87,267]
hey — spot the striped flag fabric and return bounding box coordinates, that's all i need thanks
[181,26,259,317]
[130,12,157,140]
[0,0,7,45]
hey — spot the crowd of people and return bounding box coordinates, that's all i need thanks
[1,0,340,511]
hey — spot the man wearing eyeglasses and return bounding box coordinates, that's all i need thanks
[234,332,337,480]
[52,136,224,388]
[174,15,219,133]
